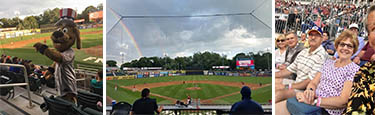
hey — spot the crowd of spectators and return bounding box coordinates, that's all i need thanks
[275,1,375,114]
[276,1,368,38]
[0,54,44,77]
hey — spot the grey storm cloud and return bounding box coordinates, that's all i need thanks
[0,0,102,19]
[107,0,272,64]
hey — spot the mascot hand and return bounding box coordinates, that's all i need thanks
[33,42,48,54]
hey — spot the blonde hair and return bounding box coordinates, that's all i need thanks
[334,30,359,54]
[276,34,286,49]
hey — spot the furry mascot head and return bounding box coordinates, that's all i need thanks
[34,8,80,103]
[52,17,81,52]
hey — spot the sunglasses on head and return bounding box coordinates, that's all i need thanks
[277,39,286,42]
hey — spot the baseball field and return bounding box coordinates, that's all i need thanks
[0,27,103,67]
[107,75,271,104]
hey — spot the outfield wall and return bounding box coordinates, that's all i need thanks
[106,70,270,80]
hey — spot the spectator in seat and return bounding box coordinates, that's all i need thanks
[230,86,264,114]
[299,33,309,48]
[275,34,287,72]
[9,57,21,73]
[321,31,335,55]
[277,31,304,71]
[130,88,163,115]
[275,26,328,103]
[345,5,375,114]
[279,30,359,115]
[91,70,103,89]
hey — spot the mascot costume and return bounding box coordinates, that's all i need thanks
[33,8,80,103]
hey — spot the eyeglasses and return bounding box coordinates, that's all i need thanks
[338,42,354,49]
[276,39,286,42]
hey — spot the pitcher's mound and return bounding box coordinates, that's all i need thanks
[186,87,201,90]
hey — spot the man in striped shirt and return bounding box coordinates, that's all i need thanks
[275,26,329,103]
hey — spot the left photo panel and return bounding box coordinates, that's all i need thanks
[0,1,103,115]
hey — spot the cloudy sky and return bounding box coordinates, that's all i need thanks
[0,0,102,19]
[107,0,272,64]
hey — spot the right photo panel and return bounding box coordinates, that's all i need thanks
[275,1,374,114]
[106,0,272,114]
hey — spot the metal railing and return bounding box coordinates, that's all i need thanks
[75,64,102,90]
[106,104,272,115]
[275,1,368,39]
[0,63,34,109]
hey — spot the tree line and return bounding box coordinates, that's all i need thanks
[0,3,103,30]
[107,51,271,71]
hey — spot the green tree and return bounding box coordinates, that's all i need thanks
[107,60,117,67]
[23,16,39,29]
[97,3,103,10]
[40,8,60,25]
[78,6,98,23]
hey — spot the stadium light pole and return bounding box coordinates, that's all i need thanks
[120,52,125,64]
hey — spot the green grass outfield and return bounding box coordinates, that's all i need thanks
[152,83,240,100]
[107,75,271,104]
[0,27,102,45]
[0,27,103,67]
[23,33,103,49]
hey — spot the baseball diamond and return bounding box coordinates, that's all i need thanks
[107,75,271,104]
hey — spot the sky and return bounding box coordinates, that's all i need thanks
[106,0,272,64]
[0,0,102,19]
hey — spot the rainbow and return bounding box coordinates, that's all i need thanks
[109,8,143,57]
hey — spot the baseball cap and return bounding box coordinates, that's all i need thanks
[307,26,323,36]
[349,23,359,30]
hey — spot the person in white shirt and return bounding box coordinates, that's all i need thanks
[275,34,287,72]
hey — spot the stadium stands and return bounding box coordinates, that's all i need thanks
[0,54,102,114]
[275,1,368,38]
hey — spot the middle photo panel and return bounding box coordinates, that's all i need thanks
[106,0,272,114]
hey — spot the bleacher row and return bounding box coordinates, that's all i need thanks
[0,61,103,114]
[42,90,103,115]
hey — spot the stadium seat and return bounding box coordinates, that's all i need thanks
[42,95,88,115]
[0,75,14,99]
[83,107,102,115]
[90,86,103,95]
[15,72,25,83]
[77,90,103,112]
[45,76,56,88]
[28,76,41,91]
[110,101,132,115]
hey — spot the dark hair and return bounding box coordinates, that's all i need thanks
[97,70,103,79]
[141,88,150,98]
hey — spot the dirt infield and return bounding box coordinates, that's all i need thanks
[121,80,270,104]
[82,45,103,57]
[0,30,102,49]
[186,87,201,90]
